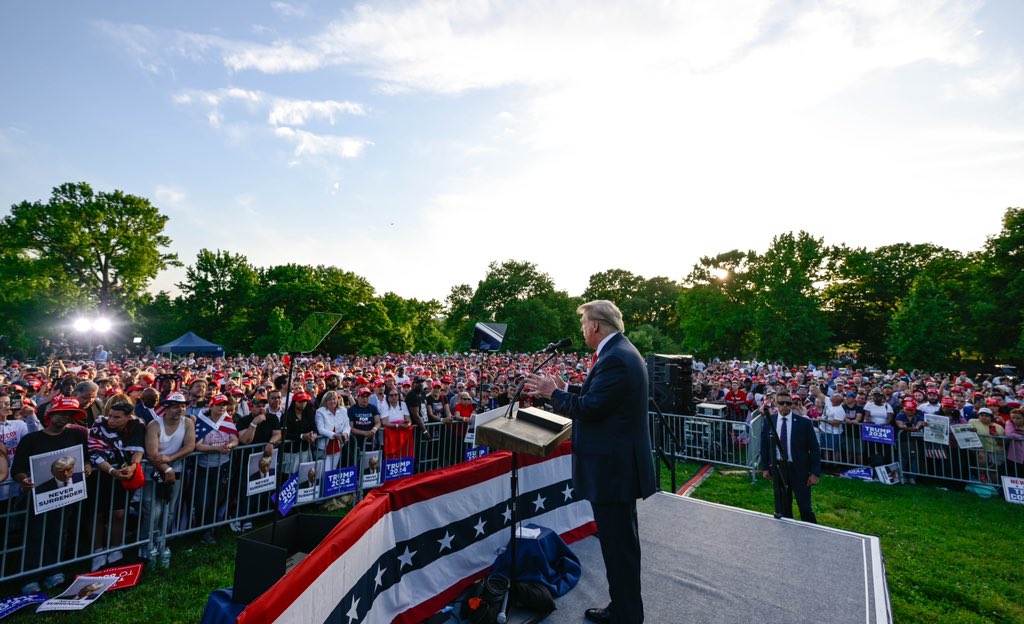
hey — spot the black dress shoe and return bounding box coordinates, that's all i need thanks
[584,607,612,623]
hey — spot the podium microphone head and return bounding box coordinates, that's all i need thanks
[542,338,572,353]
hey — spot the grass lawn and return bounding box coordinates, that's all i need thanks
[662,463,1024,624]
[5,466,1021,623]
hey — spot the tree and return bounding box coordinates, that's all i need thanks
[176,249,260,349]
[823,243,955,365]
[583,270,681,336]
[677,250,757,359]
[747,232,832,362]
[887,272,960,370]
[970,207,1024,360]
[1,182,179,315]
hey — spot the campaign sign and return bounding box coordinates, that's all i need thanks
[36,575,118,612]
[384,457,414,481]
[323,466,357,497]
[29,445,88,515]
[296,460,323,504]
[464,446,490,462]
[277,474,298,517]
[75,563,143,592]
[246,450,278,496]
[361,450,382,488]
[860,424,895,445]
[0,593,48,618]
[1002,476,1024,505]
[840,467,874,481]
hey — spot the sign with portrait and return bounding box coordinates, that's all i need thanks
[951,424,983,449]
[29,445,87,515]
[296,460,323,503]
[246,449,278,496]
[36,575,118,612]
[361,450,382,488]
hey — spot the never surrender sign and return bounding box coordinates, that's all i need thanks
[860,424,895,445]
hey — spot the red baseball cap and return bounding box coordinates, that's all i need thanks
[292,392,312,403]
[902,399,918,410]
[47,397,87,421]
[940,397,955,408]
[209,394,229,406]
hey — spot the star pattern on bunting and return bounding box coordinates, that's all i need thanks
[438,531,454,552]
[335,479,576,622]
[346,596,361,624]
[398,546,416,569]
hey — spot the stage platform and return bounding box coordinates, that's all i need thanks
[547,492,891,624]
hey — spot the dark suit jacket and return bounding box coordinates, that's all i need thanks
[759,413,822,479]
[35,471,84,494]
[550,333,657,504]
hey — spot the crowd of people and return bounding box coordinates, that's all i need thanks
[0,350,586,594]
[0,350,1020,595]
[692,360,1024,484]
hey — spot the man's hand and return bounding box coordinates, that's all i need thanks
[525,374,559,399]
[807,474,820,487]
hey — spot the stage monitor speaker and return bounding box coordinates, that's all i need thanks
[647,353,693,415]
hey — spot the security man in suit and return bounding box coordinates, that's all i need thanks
[527,300,656,624]
[760,390,821,523]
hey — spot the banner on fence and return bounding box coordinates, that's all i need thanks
[384,457,414,481]
[323,466,357,497]
[860,424,895,445]
[1002,476,1024,504]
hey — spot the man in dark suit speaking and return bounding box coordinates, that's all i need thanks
[527,300,656,624]
[760,390,821,523]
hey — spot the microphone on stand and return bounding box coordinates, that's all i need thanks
[541,338,572,353]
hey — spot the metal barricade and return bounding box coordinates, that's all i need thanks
[651,412,756,470]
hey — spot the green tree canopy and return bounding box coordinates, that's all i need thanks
[1,182,179,315]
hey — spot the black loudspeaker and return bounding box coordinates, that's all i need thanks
[647,354,693,415]
[233,514,342,605]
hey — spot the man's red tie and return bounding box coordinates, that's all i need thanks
[591,352,597,368]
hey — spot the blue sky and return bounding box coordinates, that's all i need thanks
[2,1,1022,302]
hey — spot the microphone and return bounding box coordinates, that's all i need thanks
[542,338,572,353]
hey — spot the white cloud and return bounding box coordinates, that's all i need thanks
[267,99,365,126]
[154,184,187,209]
[274,126,370,159]
[270,2,309,19]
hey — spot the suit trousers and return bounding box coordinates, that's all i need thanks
[772,461,817,523]
[592,500,644,624]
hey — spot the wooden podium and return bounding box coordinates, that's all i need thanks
[475,405,572,457]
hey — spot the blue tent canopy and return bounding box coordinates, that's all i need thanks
[156,331,224,355]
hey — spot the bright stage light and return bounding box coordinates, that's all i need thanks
[94,318,112,333]
[73,318,91,332]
